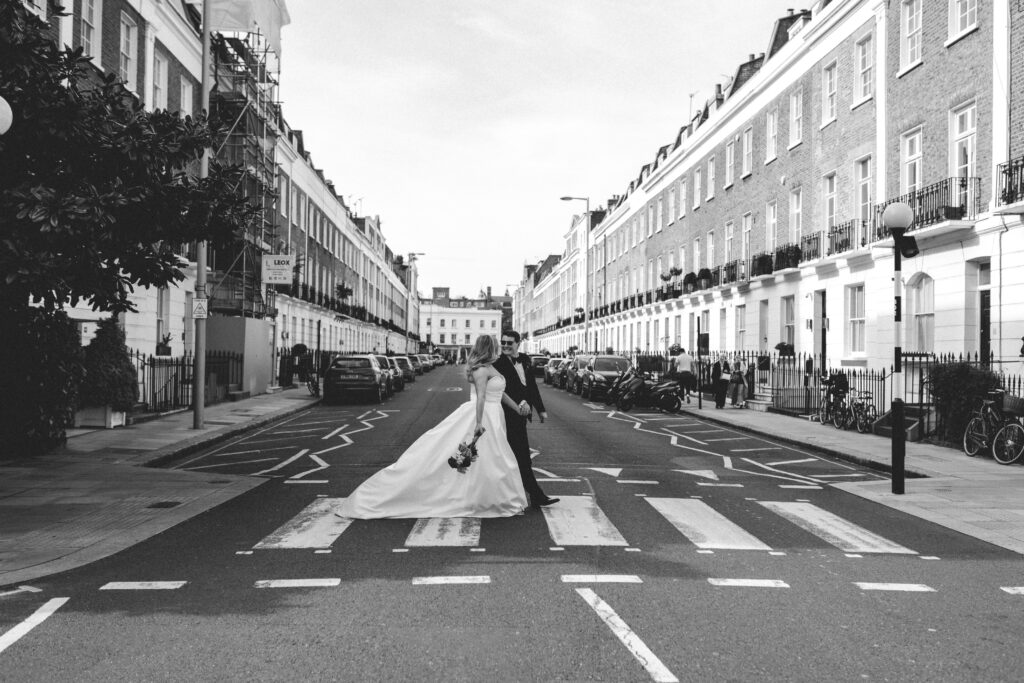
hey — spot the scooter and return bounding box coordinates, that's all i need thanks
[617,372,682,413]
[604,367,639,407]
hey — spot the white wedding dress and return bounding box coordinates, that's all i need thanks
[338,373,528,518]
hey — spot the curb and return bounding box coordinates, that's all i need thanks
[141,398,320,468]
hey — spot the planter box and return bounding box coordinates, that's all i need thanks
[74,405,127,429]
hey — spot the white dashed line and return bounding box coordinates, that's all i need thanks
[561,575,642,583]
[708,579,789,588]
[0,598,70,655]
[100,581,187,590]
[254,579,340,588]
[854,583,935,592]
[411,576,491,585]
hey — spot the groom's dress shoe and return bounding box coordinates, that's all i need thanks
[532,497,559,508]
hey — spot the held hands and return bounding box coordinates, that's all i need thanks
[517,400,530,417]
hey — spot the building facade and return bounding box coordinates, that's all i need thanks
[419,287,504,359]
[520,0,1023,378]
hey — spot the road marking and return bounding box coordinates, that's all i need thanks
[730,447,782,452]
[683,430,724,434]
[213,446,296,457]
[284,479,329,484]
[575,588,678,683]
[760,501,917,554]
[411,576,490,585]
[854,583,935,592]
[561,575,642,583]
[814,474,869,479]
[254,498,353,549]
[708,579,789,588]
[674,469,719,481]
[0,585,42,598]
[588,467,623,477]
[252,448,310,476]
[1000,586,1024,594]
[697,482,744,487]
[536,478,580,482]
[541,496,628,546]
[255,579,341,588]
[768,458,817,466]
[647,498,771,551]
[705,437,748,442]
[269,428,324,435]
[779,485,822,489]
[0,598,70,655]
[185,457,278,470]
[322,424,349,440]
[617,480,659,485]
[920,556,940,560]
[100,581,187,590]
[405,518,480,547]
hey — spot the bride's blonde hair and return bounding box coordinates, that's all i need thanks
[465,335,499,380]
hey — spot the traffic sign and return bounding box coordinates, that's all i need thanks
[192,298,208,319]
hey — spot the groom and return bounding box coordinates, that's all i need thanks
[494,330,559,508]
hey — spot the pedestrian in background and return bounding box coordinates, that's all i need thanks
[729,354,747,407]
[711,353,730,409]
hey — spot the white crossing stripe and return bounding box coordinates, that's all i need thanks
[0,598,70,655]
[1000,587,1024,594]
[411,576,490,585]
[100,581,187,590]
[541,495,628,546]
[854,583,935,592]
[617,480,659,485]
[674,469,719,481]
[588,467,623,477]
[561,575,643,583]
[760,501,917,554]
[575,588,679,683]
[646,498,771,551]
[255,578,340,588]
[253,498,353,549]
[708,579,789,588]
[405,518,480,546]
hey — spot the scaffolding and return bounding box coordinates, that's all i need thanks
[207,30,280,319]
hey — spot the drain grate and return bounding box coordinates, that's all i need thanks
[147,501,182,509]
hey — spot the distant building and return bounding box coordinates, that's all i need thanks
[419,287,504,359]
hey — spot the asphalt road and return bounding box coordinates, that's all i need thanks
[3,365,1024,681]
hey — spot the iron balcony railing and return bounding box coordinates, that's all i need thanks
[750,252,774,277]
[998,156,1024,205]
[827,218,869,255]
[873,176,981,241]
[773,242,801,270]
[799,232,821,262]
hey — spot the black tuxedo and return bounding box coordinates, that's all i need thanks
[493,352,547,501]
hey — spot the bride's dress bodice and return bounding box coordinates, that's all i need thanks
[470,374,506,404]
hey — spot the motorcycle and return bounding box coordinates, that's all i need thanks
[604,367,639,407]
[616,372,683,413]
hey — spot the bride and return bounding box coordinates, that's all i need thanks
[337,335,529,518]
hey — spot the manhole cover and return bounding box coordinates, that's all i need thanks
[147,501,182,509]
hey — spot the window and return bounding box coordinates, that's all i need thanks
[439,333,446,344]
[479,319,485,328]
[822,63,837,123]
[782,296,795,347]
[725,139,735,187]
[855,157,872,238]
[902,128,923,194]
[847,284,866,354]
[668,188,676,223]
[180,79,194,118]
[679,179,687,217]
[706,231,715,268]
[679,247,686,274]
[632,218,638,247]
[451,319,456,327]
[439,318,445,327]
[426,317,432,327]
[152,53,168,110]
[646,204,654,237]
[949,0,977,39]
[766,201,778,251]
[693,238,701,272]
[464,334,471,344]
[656,196,664,232]
[901,0,923,70]
[824,173,837,229]
[789,188,802,242]
[119,13,138,92]
[789,88,803,146]
[741,213,752,263]
[706,157,715,200]
[81,0,101,58]
[742,127,753,176]
[908,274,935,351]
[766,109,778,160]
[952,101,976,178]
[725,221,734,263]
[855,34,874,101]
[735,305,746,350]
[693,169,702,209]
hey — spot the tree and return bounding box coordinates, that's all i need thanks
[79,315,138,412]
[0,0,258,455]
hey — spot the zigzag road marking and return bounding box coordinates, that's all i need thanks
[312,410,392,457]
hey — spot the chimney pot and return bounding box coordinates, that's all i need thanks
[715,83,722,96]
[749,53,755,61]
[788,8,794,14]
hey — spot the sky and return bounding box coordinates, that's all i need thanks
[276,0,805,298]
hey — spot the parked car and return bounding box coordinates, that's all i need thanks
[431,354,444,367]
[417,354,433,371]
[384,356,406,392]
[374,355,397,396]
[393,355,416,383]
[580,355,632,399]
[553,358,573,389]
[322,355,388,404]
[530,355,549,377]
[543,357,566,385]
[565,355,593,394]
[408,354,424,375]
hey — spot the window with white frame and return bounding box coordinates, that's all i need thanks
[679,246,686,274]
[656,256,663,281]
[464,334,470,344]
[119,13,138,92]
[152,53,168,110]
[632,218,638,247]
[706,157,715,200]
[855,156,872,231]
[949,0,977,40]
[439,333,445,344]
[824,173,837,229]
[766,109,778,160]
[741,213,751,263]
[725,139,735,187]
[693,238,701,272]
[782,295,796,347]
[847,284,866,354]
[908,274,935,351]
[951,101,976,179]
[693,168,702,209]
[80,0,101,58]
[725,221,734,263]
[179,78,194,118]
[647,204,654,237]
[735,305,746,350]
[742,127,753,176]
[706,231,715,268]
[901,0,923,69]
[789,188,802,242]
[901,127,923,194]
[648,259,655,290]
[668,187,676,223]
[766,201,778,251]
[789,88,803,146]
[656,196,664,232]
[679,179,687,217]
[856,34,874,101]
[822,62,837,123]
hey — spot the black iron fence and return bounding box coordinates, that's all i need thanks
[128,349,243,412]
[998,155,1024,205]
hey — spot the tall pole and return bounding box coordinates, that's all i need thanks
[882,201,914,495]
[584,197,591,353]
[193,0,212,430]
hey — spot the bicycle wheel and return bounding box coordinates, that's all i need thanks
[818,395,830,424]
[832,398,850,429]
[992,423,1024,465]
[854,405,869,433]
[962,416,986,457]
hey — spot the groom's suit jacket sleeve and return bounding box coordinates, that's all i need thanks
[519,353,546,414]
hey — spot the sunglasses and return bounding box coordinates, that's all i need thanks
[500,341,516,346]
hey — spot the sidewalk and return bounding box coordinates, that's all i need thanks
[677,398,1024,554]
[0,389,320,588]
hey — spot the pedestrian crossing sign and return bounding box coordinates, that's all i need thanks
[192,298,208,319]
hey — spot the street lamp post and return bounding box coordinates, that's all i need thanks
[407,253,424,354]
[561,196,590,352]
[882,202,918,495]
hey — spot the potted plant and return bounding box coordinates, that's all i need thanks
[774,341,795,357]
[75,316,139,428]
[697,267,712,289]
[683,271,697,293]
[155,333,172,356]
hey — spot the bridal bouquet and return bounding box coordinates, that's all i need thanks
[449,427,485,474]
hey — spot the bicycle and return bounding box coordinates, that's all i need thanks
[306,373,320,397]
[817,373,848,427]
[992,394,1024,465]
[849,389,877,434]
[963,390,1012,458]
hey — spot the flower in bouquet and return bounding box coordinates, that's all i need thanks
[448,427,484,474]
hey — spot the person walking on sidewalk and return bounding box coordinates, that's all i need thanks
[711,353,730,409]
[729,354,747,407]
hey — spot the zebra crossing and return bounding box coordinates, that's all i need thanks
[250,494,924,557]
